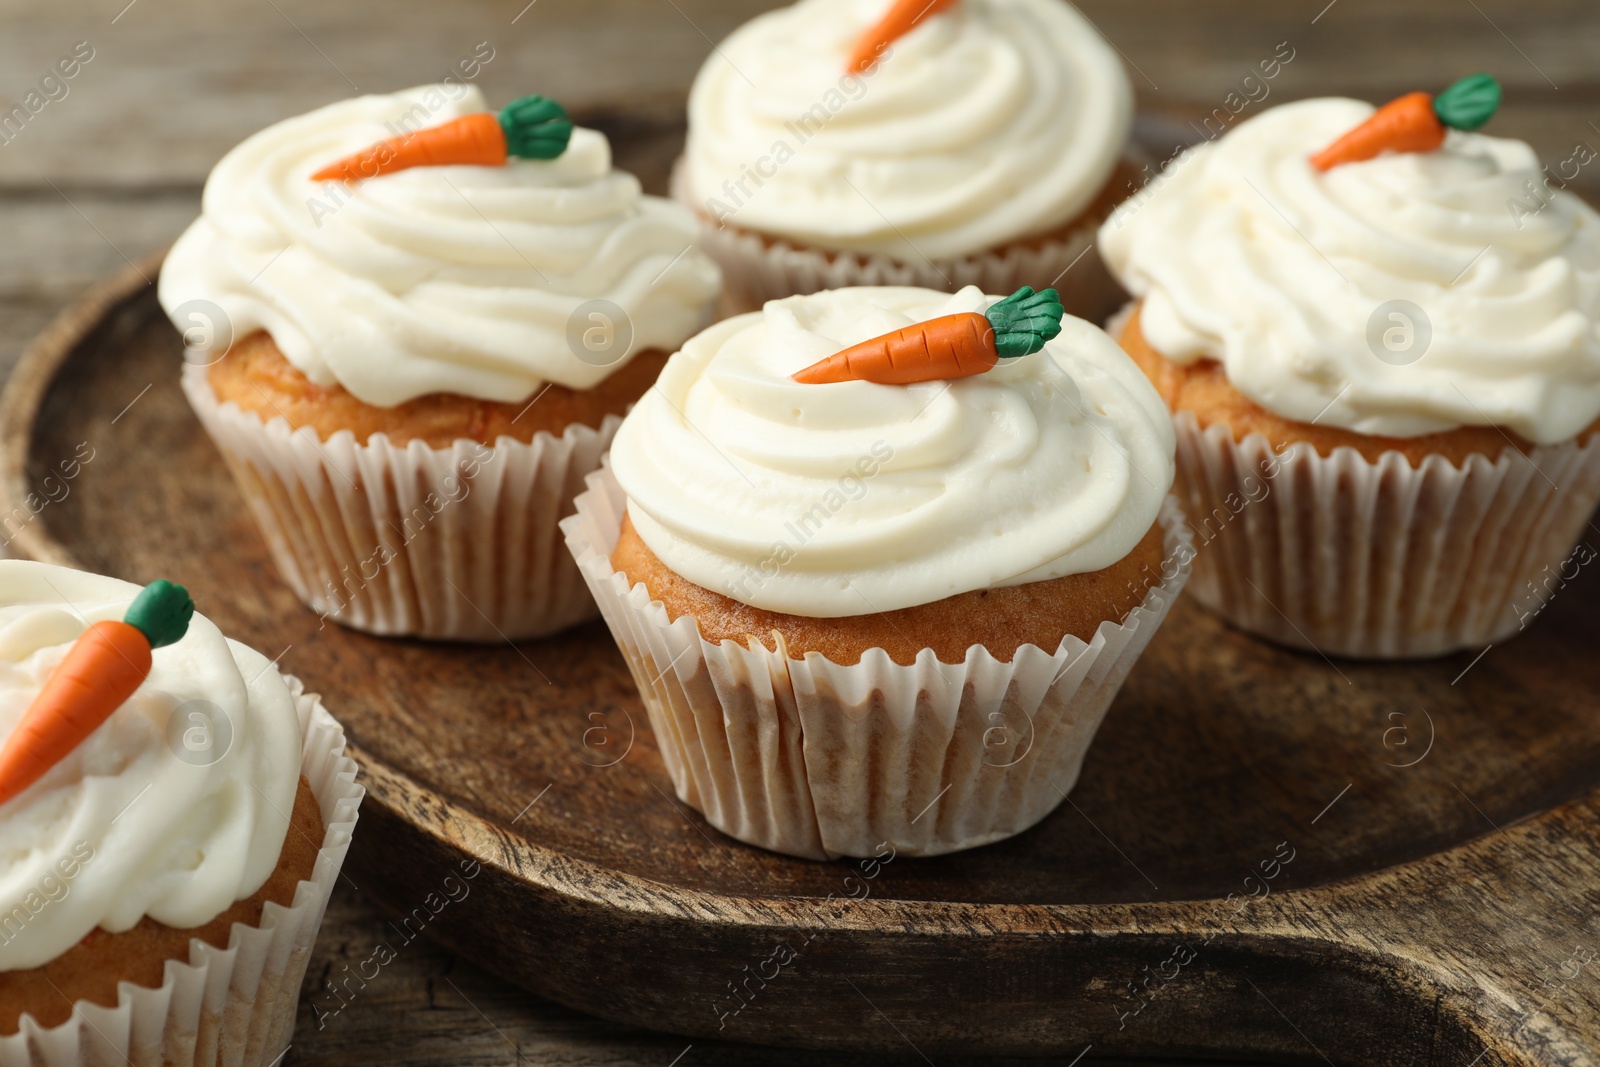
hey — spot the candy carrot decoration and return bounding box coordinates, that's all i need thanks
[793,286,1064,386]
[848,0,960,73]
[0,581,194,807]
[312,94,573,183]
[1310,73,1501,171]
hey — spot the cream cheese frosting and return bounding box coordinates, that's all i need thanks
[681,0,1132,261]
[0,562,303,971]
[609,286,1174,617]
[1100,97,1600,445]
[159,84,721,408]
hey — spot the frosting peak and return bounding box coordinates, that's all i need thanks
[159,84,721,408]
[1100,97,1600,445]
[681,0,1132,260]
[608,286,1174,617]
[0,563,303,971]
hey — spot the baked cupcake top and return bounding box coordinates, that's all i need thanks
[159,84,721,408]
[609,286,1173,618]
[1100,95,1600,445]
[0,563,303,971]
[680,0,1132,261]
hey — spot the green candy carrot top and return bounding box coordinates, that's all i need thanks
[312,94,574,183]
[0,580,193,807]
[1310,73,1501,171]
[792,286,1065,385]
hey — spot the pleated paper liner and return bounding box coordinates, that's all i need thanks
[3,682,363,1067]
[182,365,609,641]
[564,464,1192,860]
[1170,411,1600,658]
[669,159,1127,321]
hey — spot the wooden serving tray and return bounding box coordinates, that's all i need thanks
[6,139,1600,1066]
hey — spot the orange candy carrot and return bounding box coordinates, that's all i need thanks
[848,0,960,73]
[793,286,1064,386]
[1310,92,1442,171]
[313,112,505,183]
[312,94,573,183]
[0,581,193,808]
[796,311,993,385]
[1310,74,1502,171]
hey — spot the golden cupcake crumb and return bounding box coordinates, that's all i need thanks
[0,776,323,1035]
[207,331,669,448]
[612,514,1168,667]
[1117,302,1599,465]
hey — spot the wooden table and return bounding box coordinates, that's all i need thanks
[3,0,1597,1062]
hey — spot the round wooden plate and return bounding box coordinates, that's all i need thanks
[5,129,1600,1065]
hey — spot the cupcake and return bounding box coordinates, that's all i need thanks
[159,84,722,641]
[564,284,1188,859]
[673,0,1136,318]
[1099,78,1600,658]
[0,562,361,1064]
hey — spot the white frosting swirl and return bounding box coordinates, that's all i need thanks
[0,563,303,971]
[159,84,720,408]
[682,0,1132,260]
[609,286,1174,617]
[1100,97,1600,444]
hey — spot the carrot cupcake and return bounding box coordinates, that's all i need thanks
[1099,78,1600,658]
[159,84,721,640]
[0,562,361,1063]
[673,0,1135,317]
[564,285,1189,859]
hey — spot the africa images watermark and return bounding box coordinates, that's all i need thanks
[1512,539,1595,630]
[712,842,897,1031]
[1507,139,1596,229]
[1102,432,1303,625]
[0,40,96,149]
[308,857,482,1029]
[1107,292,1440,619]
[701,41,895,227]
[0,442,96,548]
[315,443,495,628]
[1110,839,1297,1031]
[724,440,895,603]
[0,841,96,947]
[1106,40,1296,223]
[1508,943,1597,1040]
[305,40,497,226]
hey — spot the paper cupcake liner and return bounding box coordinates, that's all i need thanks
[670,159,1126,321]
[2,681,364,1067]
[1170,411,1600,658]
[183,365,611,641]
[563,465,1191,860]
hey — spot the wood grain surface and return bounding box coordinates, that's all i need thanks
[8,245,1600,1066]
[2,1,1600,1063]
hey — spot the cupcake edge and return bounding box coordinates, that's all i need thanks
[670,158,1128,321]
[1106,303,1600,658]
[182,364,607,641]
[1170,410,1600,658]
[563,463,1193,860]
[2,680,363,1066]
